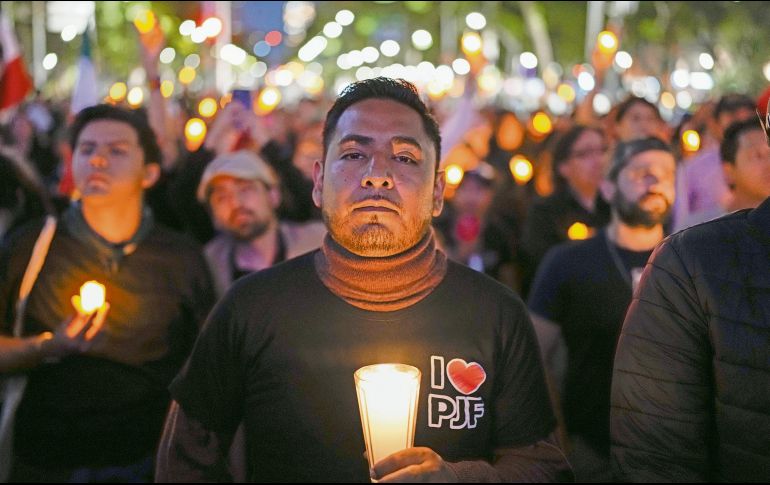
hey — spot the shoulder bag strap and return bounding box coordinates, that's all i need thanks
[12,216,57,338]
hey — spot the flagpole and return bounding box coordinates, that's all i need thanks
[32,1,46,88]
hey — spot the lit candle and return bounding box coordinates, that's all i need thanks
[79,281,106,314]
[354,363,421,468]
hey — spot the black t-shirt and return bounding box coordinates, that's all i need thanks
[0,219,215,468]
[520,189,611,297]
[171,253,555,482]
[527,230,651,454]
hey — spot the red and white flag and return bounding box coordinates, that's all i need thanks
[0,10,33,112]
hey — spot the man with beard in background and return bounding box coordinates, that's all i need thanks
[197,150,325,298]
[527,137,676,481]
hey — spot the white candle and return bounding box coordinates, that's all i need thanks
[79,281,106,314]
[355,363,421,468]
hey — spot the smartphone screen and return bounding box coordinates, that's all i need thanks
[231,89,252,109]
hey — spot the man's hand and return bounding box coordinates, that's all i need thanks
[372,447,458,483]
[40,297,110,359]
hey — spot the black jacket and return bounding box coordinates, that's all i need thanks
[611,198,770,482]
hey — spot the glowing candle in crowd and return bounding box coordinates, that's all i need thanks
[568,222,590,241]
[445,164,465,186]
[79,281,106,314]
[354,364,421,468]
[509,155,533,185]
[682,130,701,152]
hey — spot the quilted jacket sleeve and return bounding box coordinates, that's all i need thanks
[610,237,713,482]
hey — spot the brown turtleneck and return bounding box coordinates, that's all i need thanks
[314,230,448,312]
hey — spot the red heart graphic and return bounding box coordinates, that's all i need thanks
[447,358,486,395]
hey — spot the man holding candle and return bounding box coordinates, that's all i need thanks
[158,78,570,482]
[0,105,215,481]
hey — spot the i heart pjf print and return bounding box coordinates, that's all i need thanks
[446,358,487,395]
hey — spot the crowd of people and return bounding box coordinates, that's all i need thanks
[1,34,769,483]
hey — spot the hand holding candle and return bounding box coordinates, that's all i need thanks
[354,364,421,470]
[77,281,106,314]
[66,281,109,341]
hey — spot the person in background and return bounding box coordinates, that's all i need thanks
[521,125,611,297]
[0,104,214,482]
[673,93,756,228]
[528,137,676,481]
[611,96,667,143]
[675,118,770,231]
[197,150,325,298]
[611,120,770,482]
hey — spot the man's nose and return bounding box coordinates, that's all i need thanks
[361,156,394,189]
[88,149,108,168]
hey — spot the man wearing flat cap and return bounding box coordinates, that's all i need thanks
[197,150,325,297]
[529,137,676,481]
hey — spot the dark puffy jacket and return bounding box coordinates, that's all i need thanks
[611,198,770,482]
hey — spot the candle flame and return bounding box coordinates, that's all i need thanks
[79,281,106,314]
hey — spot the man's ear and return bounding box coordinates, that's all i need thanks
[311,159,324,209]
[722,162,736,190]
[268,183,282,209]
[142,163,161,189]
[432,170,446,217]
[599,178,615,203]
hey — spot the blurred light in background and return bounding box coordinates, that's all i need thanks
[133,10,156,34]
[699,52,714,70]
[568,222,590,240]
[593,93,612,115]
[257,87,282,114]
[178,66,196,84]
[520,52,538,70]
[452,58,471,75]
[202,17,223,38]
[557,83,576,102]
[531,112,553,135]
[597,31,618,55]
[411,30,433,51]
[445,164,464,186]
[614,51,633,70]
[160,80,174,98]
[159,47,176,64]
[509,155,533,185]
[335,9,355,26]
[465,12,486,30]
[682,130,701,152]
[185,118,207,151]
[323,21,343,38]
[198,97,218,118]
[127,87,144,107]
[380,40,400,58]
[461,32,482,55]
[42,53,58,71]
[109,82,127,102]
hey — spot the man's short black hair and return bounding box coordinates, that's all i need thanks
[70,104,162,165]
[614,96,662,123]
[322,77,441,169]
[714,94,755,121]
[721,119,763,165]
[609,137,672,182]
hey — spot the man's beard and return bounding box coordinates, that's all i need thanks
[322,210,431,257]
[228,211,272,241]
[614,191,672,228]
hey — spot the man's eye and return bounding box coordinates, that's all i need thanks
[111,148,127,156]
[342,152,365,160]
[395,155,417,164]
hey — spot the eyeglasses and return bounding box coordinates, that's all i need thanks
[570,146,609,159]
[758,110,770,147]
